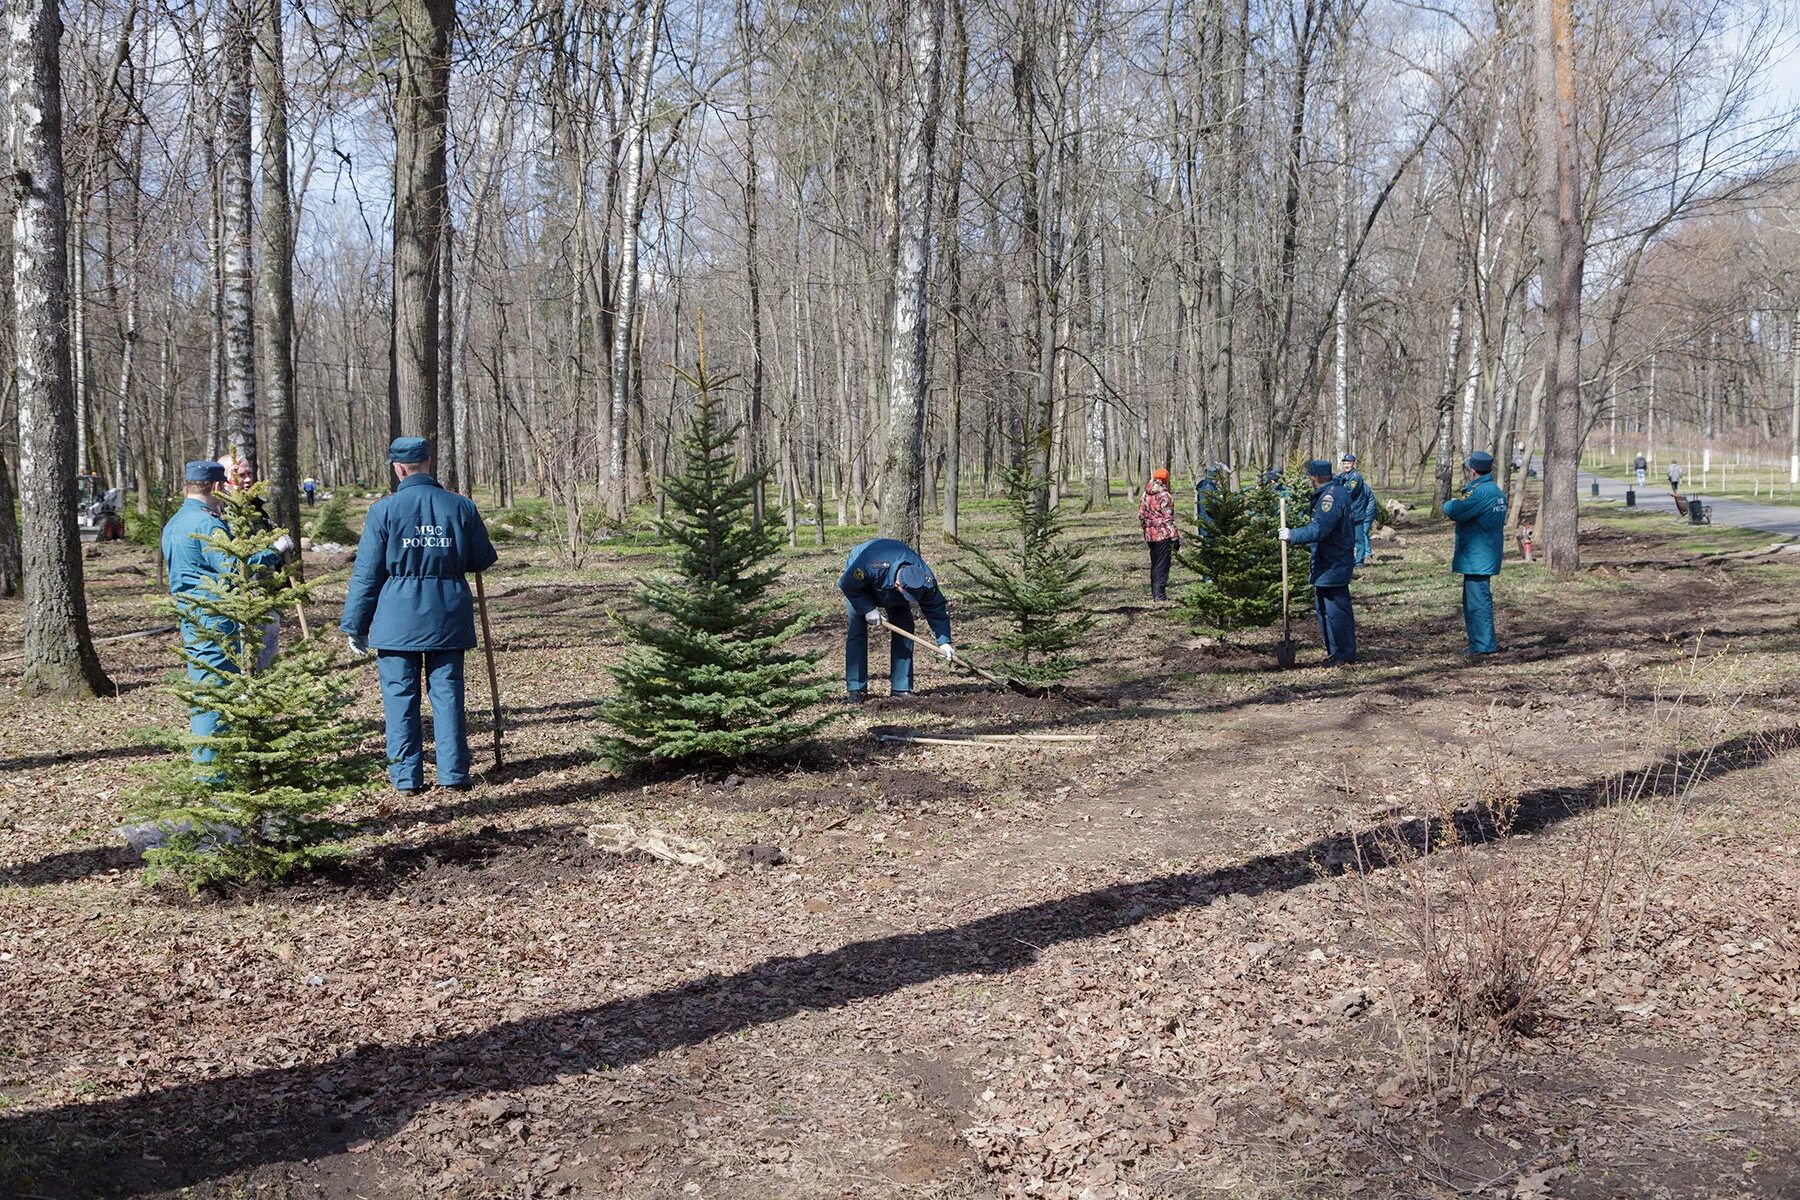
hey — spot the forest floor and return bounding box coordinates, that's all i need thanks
[3,488,1800,1200]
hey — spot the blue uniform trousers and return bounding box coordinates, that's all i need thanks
[377,649,470,789]
[1461,575,1497,654]
[845,601,917,695]
[1355,519,1373,565]
[1314,586,1357,663]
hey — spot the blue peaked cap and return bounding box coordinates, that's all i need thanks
[1306,459,1334,479]
[185,460,226,483]
[1466,451,1495,473]
[894,562,938,594]
[389,436,430,464]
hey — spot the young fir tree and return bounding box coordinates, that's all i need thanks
[309,491,357,544]
[1179,468,1314,631]
[952,468,1097,683]
[599,356,834,769]
[128,485,372,890]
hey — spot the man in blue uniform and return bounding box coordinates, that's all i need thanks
[1279,460,1357,665]
[1338,452,1378,566]
[1442,450,1507,656]
[162,460,291,762]
[838,538,954,703]
[340,438,498,793]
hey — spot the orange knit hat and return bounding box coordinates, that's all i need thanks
[1152,468,1170,482]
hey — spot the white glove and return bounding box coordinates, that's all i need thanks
[1278,528,1291,542]
[938,642,955,663]
[347,634,368,657]
[864,609,885,629]
[272,533,295,554]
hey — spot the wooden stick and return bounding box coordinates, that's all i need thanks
[875,732,1100,745]
[474,571,503,768]
[294,602,311,641]
[875,617,1009,687]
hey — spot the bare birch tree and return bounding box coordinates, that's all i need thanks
[876,0,946,545]
[6,0,111,695]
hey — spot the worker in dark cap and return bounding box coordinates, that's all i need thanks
[1338,452,1378,566]
[838,537,953,702]
[162,459,292,762]
[1442,450,1506,656]
[340,437,498,793]
[1279,459,1357,665]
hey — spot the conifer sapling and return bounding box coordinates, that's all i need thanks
[599,350,834,768]
[129,484,372,890]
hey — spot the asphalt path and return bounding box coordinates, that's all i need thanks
[1578,468,1800,539]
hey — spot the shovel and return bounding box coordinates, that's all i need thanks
[1275,496,1297,669]
[475,571,504,768]
[875,618,1059,698]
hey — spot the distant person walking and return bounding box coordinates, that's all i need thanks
[1443,451,1506,657]
[1633,453,1647,488]
[1138,468,1179,602]
[303,477,318,506]
[1668,460,1683,492]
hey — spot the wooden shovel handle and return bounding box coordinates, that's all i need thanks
[873,616,1007,688]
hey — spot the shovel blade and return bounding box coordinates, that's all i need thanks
[1275,639,1297,669]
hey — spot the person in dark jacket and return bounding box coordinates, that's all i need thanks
[1442,450,1507,655]
[340,437,498,793]
[1280,459,1357,665]
[838,538,953,702]
[1337,452,1378,566]
[163,460,291,764]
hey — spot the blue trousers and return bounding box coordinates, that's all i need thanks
[377,649,469,789]
[1355,519,1373,565]
[1462,575,1497,654]
[845,602,916,695]
[1314,586,1357,663]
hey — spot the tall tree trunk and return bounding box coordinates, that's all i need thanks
[437,223,457,491]
[1534,0,1583,572]
[257,0,300,549]
[876,0,946,546]
[221,0,256,473]
[738,0,766,530]
[0,22,17,598]
[391,0,453,450]
[7,0,111,695]
[608,0,664,522]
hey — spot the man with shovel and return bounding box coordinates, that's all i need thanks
[1279,460,1358,666]
[340,438,498,794]
[838,538,954,704]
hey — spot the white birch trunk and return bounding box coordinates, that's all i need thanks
[607,0,665,522]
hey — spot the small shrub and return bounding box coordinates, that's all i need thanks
[951,467,1097,683]
[599,352,835,768]
[128,485,374,891]
[310,493,357,544]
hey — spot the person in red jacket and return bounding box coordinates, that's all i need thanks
[1138,467,1180,601]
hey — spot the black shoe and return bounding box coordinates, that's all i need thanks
[845,691,868,706]
[395,785,428,797]
[440,781,473,792]
[888,691,914,701]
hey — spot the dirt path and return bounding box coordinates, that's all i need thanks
[4,506,1800,1199]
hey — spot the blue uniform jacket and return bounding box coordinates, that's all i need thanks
[162,497,284,651]
[1443,473,1506,576]
[1287,480,1356,586]
[1338,470,1376,525]
[838,538,952,644]
[339,474,498,652]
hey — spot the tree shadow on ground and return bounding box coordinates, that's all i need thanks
[2,725,1791,1199]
